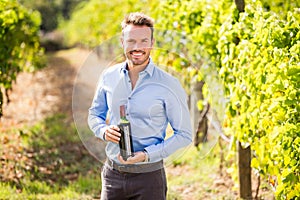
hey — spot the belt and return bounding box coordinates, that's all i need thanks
[106,158,164,173]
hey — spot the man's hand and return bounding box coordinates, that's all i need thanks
[104,125,121,143]
[118,151,146,164]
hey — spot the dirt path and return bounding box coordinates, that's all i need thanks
[1,46,112,166]
[0,49,86,129]
[1,47,111,128]
[0,48,100,188]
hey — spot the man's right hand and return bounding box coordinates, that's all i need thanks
[104,125,121,143]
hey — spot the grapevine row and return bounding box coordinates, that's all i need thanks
[0,0,43,117]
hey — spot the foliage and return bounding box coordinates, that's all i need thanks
[219,2,300,198]
[260,0,300,19]
[0,0,44,117]
[60,0,151,48]
[19,0,88,32]
[150,0,231,120]
[151,0,300,198]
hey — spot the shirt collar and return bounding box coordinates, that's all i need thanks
[145,58,155,77]
[120,58,155,77]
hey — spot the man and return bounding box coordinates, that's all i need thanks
[88,12,192,200]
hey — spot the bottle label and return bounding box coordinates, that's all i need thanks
[123,125,132,157]
[119,122,133,160]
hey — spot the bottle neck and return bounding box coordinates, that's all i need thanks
[120,105,128,123]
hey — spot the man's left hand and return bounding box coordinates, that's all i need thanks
[118,151,146,164]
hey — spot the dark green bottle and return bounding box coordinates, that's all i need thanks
[118,105,134,161]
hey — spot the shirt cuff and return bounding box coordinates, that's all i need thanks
[144,146,162,162]
[96,126,108,141]
[143,149,149,162]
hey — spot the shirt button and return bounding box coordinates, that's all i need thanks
[128,97,131,100]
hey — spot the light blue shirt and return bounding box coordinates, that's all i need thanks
[88,59,192,163]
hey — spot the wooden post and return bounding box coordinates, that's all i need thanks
[234,0,245,12]
[234,0,250,198]
[190,80,209,146]
[238,142,252,199]
[190,80,204,138]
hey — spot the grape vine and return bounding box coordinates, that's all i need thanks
[0,0,44,117]
[219,2,300,198]
[152,0,300,198]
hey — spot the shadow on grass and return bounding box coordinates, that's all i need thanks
[0,113,101,199]
[24,113,101,197]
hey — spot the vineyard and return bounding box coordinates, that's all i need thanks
[1,0,299,199]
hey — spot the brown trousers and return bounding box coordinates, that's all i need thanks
[100,164,167,200]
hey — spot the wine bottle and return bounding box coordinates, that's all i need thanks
[118,105,133,161]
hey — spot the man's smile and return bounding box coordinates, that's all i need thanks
[130,50,145,57]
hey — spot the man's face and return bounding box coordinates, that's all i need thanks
[121,25,154,67]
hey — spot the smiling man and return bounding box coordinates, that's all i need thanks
[123,25,153,66]
[88,12,192,200]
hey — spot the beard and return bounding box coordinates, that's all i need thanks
[127,50,150,66]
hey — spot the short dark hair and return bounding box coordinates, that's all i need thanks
[121,12,154,39]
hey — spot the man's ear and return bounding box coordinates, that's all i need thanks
[151,38,155,47]
[120,36,124,48]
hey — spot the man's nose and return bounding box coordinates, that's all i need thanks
[133,42,143,50]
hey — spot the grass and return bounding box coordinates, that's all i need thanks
[1,111,271,199]
[1,112,230,200]
[166,141,237,200]
[0,113,101,200]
